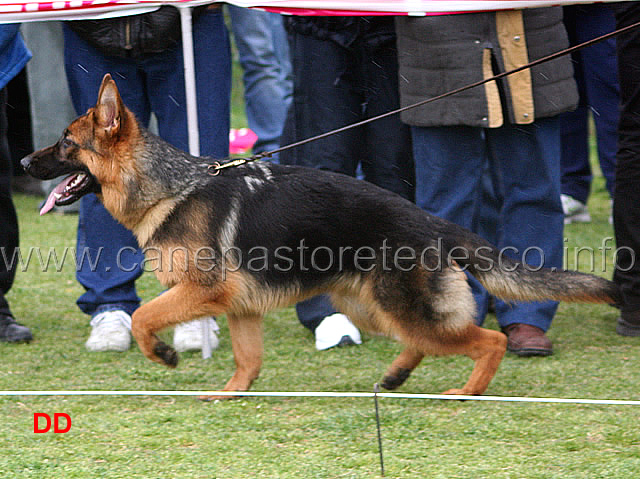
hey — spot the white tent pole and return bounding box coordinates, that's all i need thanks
[178,5,200,157]
[178,5,216,359]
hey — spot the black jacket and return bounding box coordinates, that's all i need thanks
[67,6,194,59]
[284,16,396,49]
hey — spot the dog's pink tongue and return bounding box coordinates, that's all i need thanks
[39,175,75,216]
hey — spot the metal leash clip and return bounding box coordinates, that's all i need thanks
[207,158,249,176]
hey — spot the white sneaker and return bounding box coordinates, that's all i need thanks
[85,310,132,352]
[173,317,220,353]
[609,199,613,225]
[314,313,362,351]
[561,194,591,224]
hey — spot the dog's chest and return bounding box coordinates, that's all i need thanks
[143,244,212,288]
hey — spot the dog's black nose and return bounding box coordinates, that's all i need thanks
[20,156,32,172]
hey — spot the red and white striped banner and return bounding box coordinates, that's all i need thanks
[0,0,630,22]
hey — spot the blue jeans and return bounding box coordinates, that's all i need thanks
[228,6,291,156]
[412,118,564,331]
[63,10,231,317]
[559,4,619,203]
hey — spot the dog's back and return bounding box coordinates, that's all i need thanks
[169,161,619,311]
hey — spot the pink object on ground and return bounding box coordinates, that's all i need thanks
[229,128,258,154]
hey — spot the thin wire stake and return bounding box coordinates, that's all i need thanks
[374,383,385,477]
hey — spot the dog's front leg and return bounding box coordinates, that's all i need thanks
[131,282,227,368]
[381,347,425,390]
[199,313,263,401]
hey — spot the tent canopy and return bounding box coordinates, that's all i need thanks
[0,0,627,23]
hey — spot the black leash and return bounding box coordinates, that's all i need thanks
[208,17,640,176]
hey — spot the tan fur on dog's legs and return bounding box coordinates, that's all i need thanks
[131,283,228,368]
[199,313,263,401]
[381,347,425,390]
[441,325,507,395]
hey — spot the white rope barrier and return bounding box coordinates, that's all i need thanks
[1,390,639,405]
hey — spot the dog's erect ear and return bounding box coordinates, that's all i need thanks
[95,73,124,135]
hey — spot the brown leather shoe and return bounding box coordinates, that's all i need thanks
[502,324,552,357]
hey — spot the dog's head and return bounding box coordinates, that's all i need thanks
[21,73,133,215]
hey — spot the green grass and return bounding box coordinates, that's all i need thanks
[2,67,639,476]
[2,168,639,478]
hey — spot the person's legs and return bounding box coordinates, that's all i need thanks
[411,125,491,321]
[228,6,291,156]
[63,26,151,351]
[559,104,593,226]
[63,26,148,320]
[560,6,592,206]
[74,196,143,317]
[296,295,337,333]
[271,12,292,89]
[281,30,368,344]
[0,87,18,317]
[560,106,592,205]
[613,1,640,335]
[145,7,231,158]
[413,125,486,228]
[358,21,414,201]
[487,118,564,340]
[63,26,152,126]
[280,30,361,176]
[0,86,32,342]
[574,4,619,198]
[473,164,503,245]
[192,8,232,159]
[7,69,35,178]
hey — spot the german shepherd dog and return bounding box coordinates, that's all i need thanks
[22,74,619,400]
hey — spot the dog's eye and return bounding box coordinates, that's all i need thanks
[62,138,74,149]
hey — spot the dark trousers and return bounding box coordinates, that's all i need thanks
[613,2,640,312]
[7,69,33,175]
[560,4,619,203]
[280,18,414,331]
[280,21,413,199]
[0,87,18,317]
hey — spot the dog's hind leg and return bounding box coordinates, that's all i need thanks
[381,347,424,390]
[131,282,229,368]
[199,313,263,402]
[383,265,506,395]
[376,318,505,395]
[425,265,507,395]
[437,325,507,396]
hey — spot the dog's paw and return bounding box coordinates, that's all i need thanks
[198,393,239,402]
[381,368,412,390]
[441,388,476,397]
[153,341,179,368]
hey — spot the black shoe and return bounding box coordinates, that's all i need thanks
[0,315,33,343]
[617,314,640,337]
[336,335,356,347]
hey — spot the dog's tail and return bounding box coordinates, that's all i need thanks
[470,262,620,305]
[440,228,620,306]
